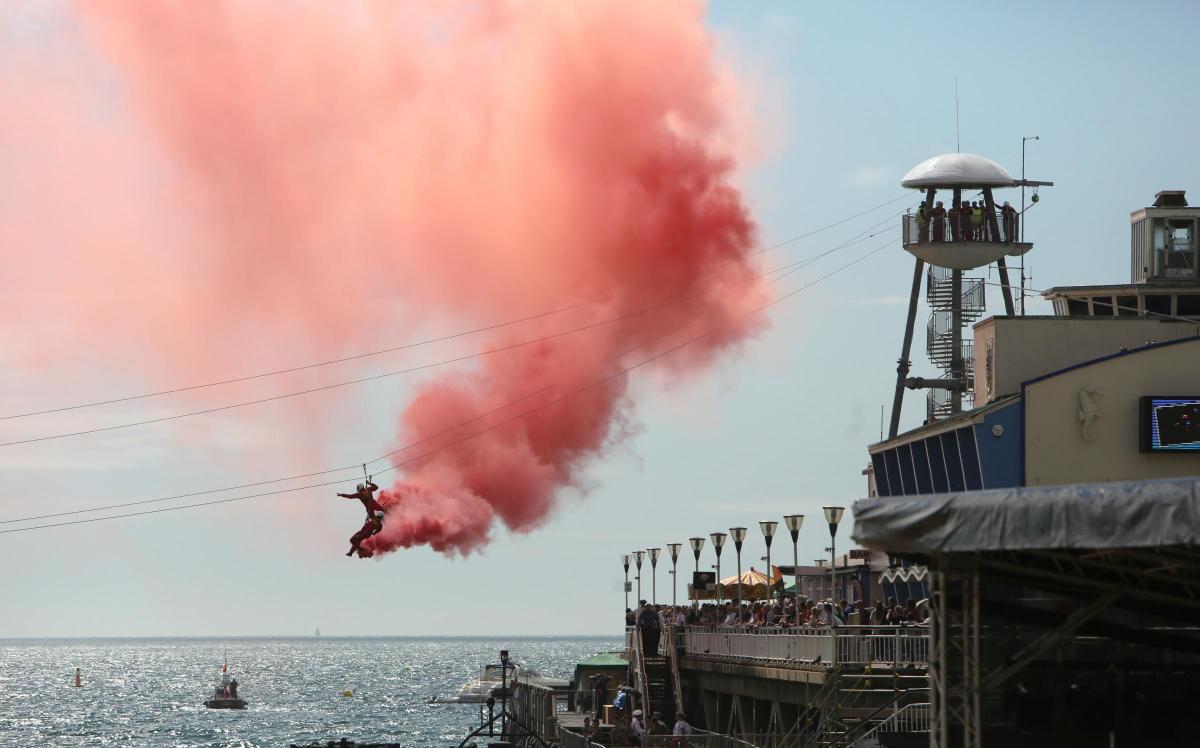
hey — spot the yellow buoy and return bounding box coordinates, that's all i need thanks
[343,690,353,697]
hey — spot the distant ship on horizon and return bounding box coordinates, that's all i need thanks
[314,626,320,637]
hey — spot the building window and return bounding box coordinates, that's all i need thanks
[1066,298,1090,316]
[1178,295,1200,317]
[1146,295,1172,317]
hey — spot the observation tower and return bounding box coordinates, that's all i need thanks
[887,153,1052,437]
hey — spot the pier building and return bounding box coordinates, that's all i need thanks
[871,189,1200,496]
[859,181,1200,746]
[503,172,1200,748]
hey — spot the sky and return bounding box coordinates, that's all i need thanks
[2,0,1200,637]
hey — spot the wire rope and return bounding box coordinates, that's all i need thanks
[1,194,908,422]
[0,238,894,534]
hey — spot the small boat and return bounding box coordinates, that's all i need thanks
[450,662,568,703]
[204,654,247,710]
[454,662,519,703]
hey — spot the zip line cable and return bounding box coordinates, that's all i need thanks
[0,298,600,422]
[0,326,703,535]
[750,193,908,255]
[0,298,684,448]
[0,386,553,525]
[1,194,908,423]
[763,213,896,284]
[0,229,892,525]
[0,312,700,527]
[1,222,901,449]
[0,238,894,534]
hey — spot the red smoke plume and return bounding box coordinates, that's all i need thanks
[6,1,765,555]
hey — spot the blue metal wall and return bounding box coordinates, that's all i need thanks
[871,400,1021,496]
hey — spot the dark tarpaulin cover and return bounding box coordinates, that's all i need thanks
[851,477,1200,554]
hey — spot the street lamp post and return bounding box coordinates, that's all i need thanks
[648,548,661,606]
[823,507,845,602]
[689,537,705,603]
[667,543,682,608]
[1021,135,1039,315]
[634,550,645,604]
[710,532,727,604]
[783,514,804,606]
[622,554,631,613]
[759,521,778,603]
[730,527,747,622]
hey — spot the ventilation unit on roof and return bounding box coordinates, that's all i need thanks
[1153,190,1188,208]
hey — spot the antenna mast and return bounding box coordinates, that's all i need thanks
[955,77,960,153]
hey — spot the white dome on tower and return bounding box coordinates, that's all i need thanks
[901,153,1015,188]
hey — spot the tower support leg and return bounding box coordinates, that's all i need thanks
[983,187,1015,316]
[888,257,925,438]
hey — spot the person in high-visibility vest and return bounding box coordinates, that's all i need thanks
[915,202,930,243]
[970,201,984,241]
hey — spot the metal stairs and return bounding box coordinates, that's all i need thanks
[798,667,931,748]
[925,265,985,421]
[641,656,675,722]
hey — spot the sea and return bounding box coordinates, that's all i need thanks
[0,636,622,747]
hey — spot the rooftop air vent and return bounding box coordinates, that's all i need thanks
[1153,190,1188,208]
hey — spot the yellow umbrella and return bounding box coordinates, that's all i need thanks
[717,568,773,600]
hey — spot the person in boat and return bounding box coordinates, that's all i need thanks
[229,679,239,700]
[337,479,384,557]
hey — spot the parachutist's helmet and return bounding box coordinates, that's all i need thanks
[357,483,365,491]
[374,510,385,520]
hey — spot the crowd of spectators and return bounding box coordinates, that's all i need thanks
[626,595,927,637]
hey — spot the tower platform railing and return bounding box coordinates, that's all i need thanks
[902,211,1023,247]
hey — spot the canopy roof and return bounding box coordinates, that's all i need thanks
[901,152,1015,189]
[574,653,629,668]
[719,567,780,586]
[851,477,1200,554]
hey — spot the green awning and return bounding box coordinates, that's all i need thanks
[575,653,628,668]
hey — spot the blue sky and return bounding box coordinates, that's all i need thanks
[2,1,1199,637]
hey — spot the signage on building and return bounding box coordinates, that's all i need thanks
[849,549,870,560]
[1140,396,1200,452]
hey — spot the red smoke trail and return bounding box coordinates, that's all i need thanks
[11,1,766,554]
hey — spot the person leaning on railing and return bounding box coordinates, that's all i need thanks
[1000,200,1017,242]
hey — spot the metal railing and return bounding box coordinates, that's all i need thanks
[558,727,605,748]
[679,625,929,668]
[511,679,566,743]
[642,728,765,747]
[880,702,931,734]
[855,702,932,743]
[903,211,1020,245]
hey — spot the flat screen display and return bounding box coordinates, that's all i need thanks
[1140,396,1200,452]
